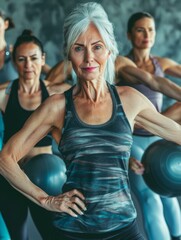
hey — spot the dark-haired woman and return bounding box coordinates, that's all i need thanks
[0,30,70,240]
[125,12,181,240]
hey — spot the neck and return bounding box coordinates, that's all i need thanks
[18,78,41,94]
[132,48,150,62]
[74,79,108,103]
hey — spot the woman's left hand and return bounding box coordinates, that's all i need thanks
[129,157,145,175]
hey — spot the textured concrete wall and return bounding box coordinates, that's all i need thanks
[1,0,181,67]
[2,0,180,108]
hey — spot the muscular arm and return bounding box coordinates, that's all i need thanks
[46,60,73,84]
[120,65,181,101]
[44,79,72,95]
[119,86,181,144]
[116,56,181,101]
[0,94,86,215]
[158,57,181,78]
[42,63,51,76]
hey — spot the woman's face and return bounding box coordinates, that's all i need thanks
[128,17,156,50]
[69,23,110,82]
[14,42,45,81]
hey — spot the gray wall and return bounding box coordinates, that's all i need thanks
[2,0,181,108]
[1,0,181,67]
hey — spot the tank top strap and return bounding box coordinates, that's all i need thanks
[64,86,74,111]
[40,80,49,101]
[108,83,121,106]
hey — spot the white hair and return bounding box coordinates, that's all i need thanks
[63,2,119,84]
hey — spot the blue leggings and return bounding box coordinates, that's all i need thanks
[0,212,10,240]
[130,135,181,240]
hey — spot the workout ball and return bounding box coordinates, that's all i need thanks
[23,154,67,196]
[141,140,181,197]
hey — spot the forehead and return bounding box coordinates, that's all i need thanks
[76,23,104,43]
[133,17,155,28]
[16,42,41,56]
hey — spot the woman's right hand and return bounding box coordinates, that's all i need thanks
[41,189,87,217]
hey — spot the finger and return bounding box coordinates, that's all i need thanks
[67,201,85,215]
[66,207,79,217]
[72,195,87,211]
[67,189,85,200]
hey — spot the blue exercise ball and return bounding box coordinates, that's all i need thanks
[141,140,181,197]
[23,154,67,196]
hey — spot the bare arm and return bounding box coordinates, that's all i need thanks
[0,94,86,216]
[119,65,181,101]
[44,80,72,95]
[42,63,52,76]
[119,86,181,144]
[158,57,181,78]
[46,60,73,84]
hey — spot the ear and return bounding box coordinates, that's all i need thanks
[41,53,46,66]
[107,50,111,59]
[4,20,9,31]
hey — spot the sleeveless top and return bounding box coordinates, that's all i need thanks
[2,79,52,147]
[0,45,18,133]
[0,45,18,83]
[53,83,136,233]
[126,51,164,136]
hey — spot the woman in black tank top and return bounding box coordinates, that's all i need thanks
[0,30,71,240]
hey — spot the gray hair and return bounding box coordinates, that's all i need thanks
[63,2,119,84]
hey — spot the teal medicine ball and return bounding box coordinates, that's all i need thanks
[141,140,181,197]
[23,154,67,196]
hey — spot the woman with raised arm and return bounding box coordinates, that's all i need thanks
[0,2,181,240]
[124,12,181,240]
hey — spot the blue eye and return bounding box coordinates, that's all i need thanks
[75,46,83,52]
[94,45,102,50]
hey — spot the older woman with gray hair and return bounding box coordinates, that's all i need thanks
[0,2,181,239]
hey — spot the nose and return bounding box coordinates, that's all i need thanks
[25,58,32,68]
[144,30,149,38]
[84,48,93,63]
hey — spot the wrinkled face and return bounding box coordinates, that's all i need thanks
[14,42,45,80]
[128,17,156,50]
[69,23,110,83]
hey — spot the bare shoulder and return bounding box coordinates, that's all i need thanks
[42,93,66,110]
[115,86,155,109]
[115,86,156,128]
[115,55,136,69]
[155,56,178,68]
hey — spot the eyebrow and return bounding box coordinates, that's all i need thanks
[74,40,103,46]
[17,53,38,58]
